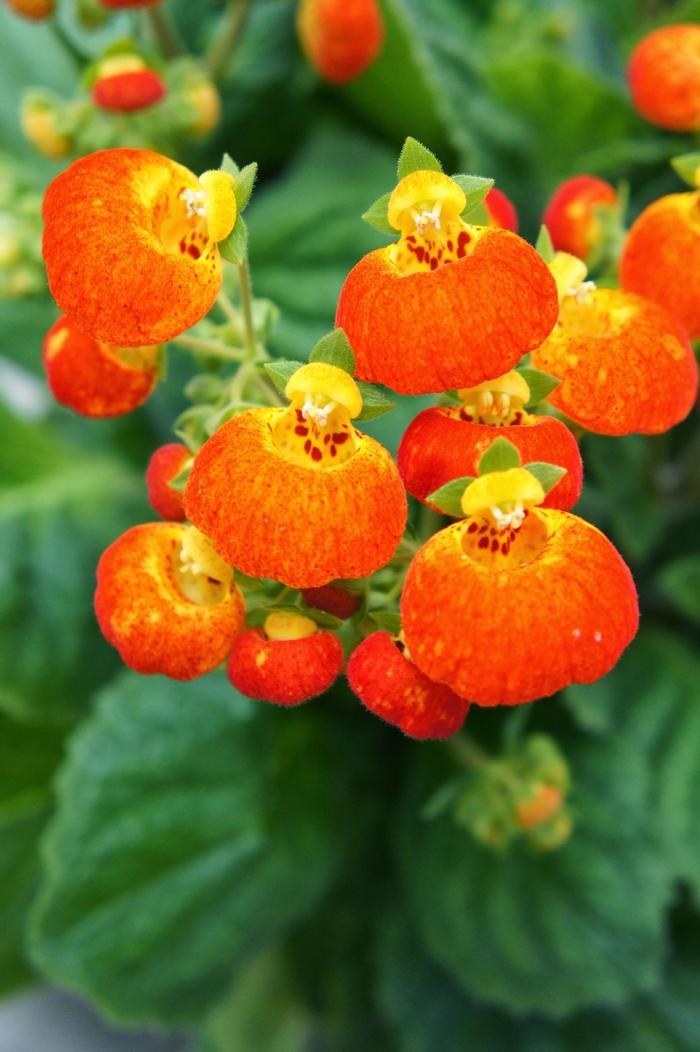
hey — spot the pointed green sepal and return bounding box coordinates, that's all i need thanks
[523,461,567,494]
[397,137,443,179]
[355,381,395,421]
[218,215,248,265]
[167,460,193,494]
[535,224,555,262]
[426,476,476,517]
[671,151,700,188]
[262,359,300,395]
[368,610,403,634]
[362,192,394,234]
[309,329,355,374]
[477,436,521,475]
[452,174,494,220]
[517,366,561,406]
[231,161,257,213]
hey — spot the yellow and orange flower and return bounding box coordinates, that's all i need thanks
[397,370,582,511]
[627,24,700,131]
[92,55,166,113]
[43,315,159,417]
[227,611,343,705]
[43,149,237,346]
[484,187,518,232]
[6,0,53,18]
[146,443,190,520]
[347,630,470,739]
[336,170,558,394]
[401,467,638,706]
[95,523,244,680]
[297,0,384,84]
[532,262,698,435]
[542,175,618,261]
[620,191,700,339]
[184,362,407,588]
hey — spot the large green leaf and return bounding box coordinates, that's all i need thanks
[396,729,670,1017]
[30,672,348,1025]
[0,711,64,994]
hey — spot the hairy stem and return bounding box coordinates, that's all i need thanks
[145,5,186,58]
[204,0,252,82]
[171,334,245,361]
[237,258,260,360]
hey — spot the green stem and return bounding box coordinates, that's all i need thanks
[145,4,186,58]
[502,703,532,749]
[216,289,241,327]
[237,258,260,359]
[171,334,245,361]
[446,734,492,770]
[50,22,83,67]
[204,0,252,82]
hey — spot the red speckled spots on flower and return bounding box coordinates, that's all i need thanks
[532,286,698,435]
[42,315,158,417]
[227,628,343,705]
[146,443,190,520]
[93,69,166,113]
[543,175,617,261]
[401,509,638,706]
[347,631,470,739]
[628,24,700,131]
[398,408,582,511]
[484,187,518,233]
[297,0,384,83]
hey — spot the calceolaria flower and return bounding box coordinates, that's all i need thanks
[43,148,237,346]
[297,0,384,84]
[401,442,639,706]
[43,315,159,417]
[92,55,166,113]
[336,168,558,394]
[227,611,344,705]
[95,523,245,680]
[347,630,470,739]
[620,189,700,339]
[484,187,518,232]
[397,370,583,512]
[185,361,407,588]
[6,0,54,18]
[534,253,698,435]
[627,24,700,131]
[146,443,191,520]
[542,175,618,263]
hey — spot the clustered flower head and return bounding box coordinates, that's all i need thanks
[36,110,698,758]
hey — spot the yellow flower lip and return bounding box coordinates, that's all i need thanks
[285,362,363,419]
[179,170,238,244]
[461,467,545,521]
[388,170,466,234]
[96,54,147,79]
[264,611,318,641]
[549,251,591,304]
[457,369,531,405]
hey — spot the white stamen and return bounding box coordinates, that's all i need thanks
[180,187,206,218]
[572,280,596,303]
[412,200,443,234]
[594,630,602,642]
[490,502,525,531]
[301,397,336,427]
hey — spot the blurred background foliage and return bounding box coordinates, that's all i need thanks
[1,0,700,1048]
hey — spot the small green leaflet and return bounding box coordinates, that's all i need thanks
[452,174,494,220]
[368,610,403,634]
[309,329,355,374]
[477,436,521,475]
[361,192,394,235]
[516,366,560,406]
[220,155,257,213]
[535,224,555,262]
[426,477,475,517]
[397,137,442,179]
[218,215,249,265]
[263,360,299,395]
[168,460,193,494]
[355,381,395,421]
[671,151,700,187]
[523,461,566,494]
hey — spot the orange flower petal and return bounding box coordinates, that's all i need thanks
[620,192,700,339]
[42,315,157,417]
[401,509,639,706]
[7,0,53,18]
[397,408,582,512]
[347,631,470,739]
[627,24,700,131]
[227,627,343,705]
[484,187,518,233]
[95,522,245,680]
[542,175,617,260]
[43,148,222,346]
[297,0,384,83]
[532,287,698,435]
[184,408,407,589]
[92,69,166,112]
[145,443,190,520]
[335,232,558,394]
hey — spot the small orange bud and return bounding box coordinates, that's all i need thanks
[95,523,245,680]
[628,24,700,131]
[515,783,564,830]
[347,631,470,739]
[620,191,700,339]
[184,79,221,135]
[93,63,166,113]
[227,614,343,705]
[297,0,384,83]
[6,0,53,18]
[484,187,518,232]
[43,315,158,417]
[146,443,190,520]
[542,175,618,261]
[21,97,70,158]
[301,583,361,620]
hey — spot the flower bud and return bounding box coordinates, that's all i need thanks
[146,443,190,520]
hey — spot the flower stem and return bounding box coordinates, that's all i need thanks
[216,289,240,327]
[171,334,245,361]
[237,258,260,360]
[446,733,492,770]
[204,0,252,82]
[145,5,186,58]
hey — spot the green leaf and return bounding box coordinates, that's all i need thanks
[262,359,299,395]
[397,729,669,1017]
[452,174,494,218]
[232,162,258,213]
[477,436,521,475]
[361,192,395,235]
[30,672,347,1025]
[397,136,443,179]
[0,712,64,995]
[220,153,240,179]
[167,462,192,494]
[425,477,475,517]
[309,329,355,374]
[658,555,700,626]
[535,225,555,263]
[517,366,560,406]
[368,611,402,634]
[524,462,567,495]
[355,382,396,422]
[218,215,249,266]
[671,152,700,188]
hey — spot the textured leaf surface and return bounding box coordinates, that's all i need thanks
[30,672,348,1024]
